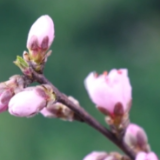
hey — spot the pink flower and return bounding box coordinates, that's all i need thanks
[27,15,54,51]
[124,124,148,150]
[84,69,132,117]
[83,151,107,160]
[8,88,47,117]
[136,152,159,160]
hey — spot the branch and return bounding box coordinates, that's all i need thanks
[29,68,135,160]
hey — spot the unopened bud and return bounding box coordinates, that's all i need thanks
[0,75,25,113]
[26,15,54,64]
[83,151,108,160]
[40,96,79,121]
[104,156,117,160]
[0,89,13,112]
[40,102,74,121]
[105,152,125,160]
[124,123,149,152]
[8,87,47,117]
[136,152,159,160]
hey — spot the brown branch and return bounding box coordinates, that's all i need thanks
[29,68,135,160]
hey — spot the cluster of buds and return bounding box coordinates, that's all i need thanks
[0,15,77,121]
[84,69,159,159]
[0,79,76,120]
[83,120,159,160]
[0,82,54,117]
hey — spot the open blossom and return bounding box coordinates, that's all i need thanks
[124,123,148,151]
[136,152,158,160]
[27,15,54,51]
[8,88,47,117]
[83,151,108,160]
[84,69,132,117]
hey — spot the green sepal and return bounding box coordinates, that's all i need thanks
[14,56,29,69]
[14,56,32,77]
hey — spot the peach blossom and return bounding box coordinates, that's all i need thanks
[84,69,132,116]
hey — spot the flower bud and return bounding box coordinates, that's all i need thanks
[41,102,74,121]
[27,15,54,51]
[0,75,25,113]
[40,96,78,121]
[8,87,47,117]
[84,69,132,117]
[83,151,108,160]
[0,89,13,112]
[26,15,54,65]
[124,124,149,152]
[136,152,159,160]
[104,152,129,160]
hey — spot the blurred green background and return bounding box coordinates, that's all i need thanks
[0,0,159,159]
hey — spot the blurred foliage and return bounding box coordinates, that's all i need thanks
[0,0,159,159]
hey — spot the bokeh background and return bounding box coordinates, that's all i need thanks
[0,0,159,159]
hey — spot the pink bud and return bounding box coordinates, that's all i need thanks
[40,107,57,118]
[0,89,13,112]
[136,152,159,160]
[8,88,47,117]
[27,15,54,51]
[83,151,108,160]
[40,101,74,121]
[124,124,148,150]
[0,75,25,113]
[0,103,7,113]
[84,69,132,116]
